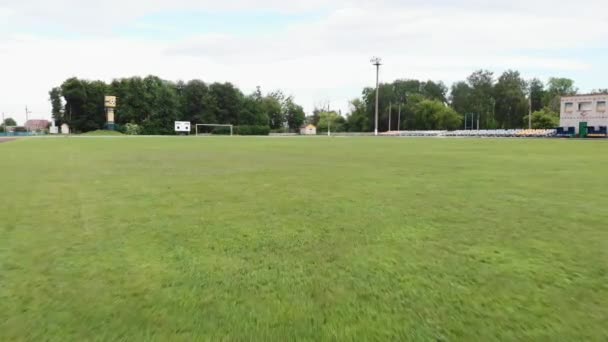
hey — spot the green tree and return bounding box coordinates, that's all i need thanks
[208,82,243,125]
[543,77,577,112]
[449,81,473,121]
[345,99,370,132]
[529,78,545,112]
[421,80,448,103]
[181,80,213,124]
[240,93,269,126]
[467,70,496,128]
[523,108,559,129]
[3,117,17,126]
[493,70,528,128]
[49,87,63,123]
[317,111,345,132]
[414,100,462,130]
[261,96,283,129]
[285,100,305,131]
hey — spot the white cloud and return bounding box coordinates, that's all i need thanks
[0,0,607,123]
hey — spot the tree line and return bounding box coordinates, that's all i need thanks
[49,76,306,134]
[334,70,603,132]
[49,71,604,134]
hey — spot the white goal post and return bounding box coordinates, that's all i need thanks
[195,124,234,136]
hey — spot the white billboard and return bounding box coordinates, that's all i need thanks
[174,121,191,133]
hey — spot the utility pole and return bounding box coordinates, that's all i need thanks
[326,101,331,137]
[477,113,480,130]
[25,106,31,133]
[371,57,382,136]
[397,103,401,133]
[388,102,392,132]
[528,89,533,129]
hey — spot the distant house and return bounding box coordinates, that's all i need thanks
[24,120,50,132]
[61,123,70,134]
[300,124,317,135]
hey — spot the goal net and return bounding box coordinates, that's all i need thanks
[195,124,234,136]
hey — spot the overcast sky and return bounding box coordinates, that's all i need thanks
[1,0,607,124]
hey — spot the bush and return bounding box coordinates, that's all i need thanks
[524,108,559,129]
[270,128,292,134]
[235,125,270,136]
[212,126,233,135]
[124,123,142,135]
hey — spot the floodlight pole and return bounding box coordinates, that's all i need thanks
[528,88,533,129]
[398,103,401,133]
[25,106,31,133]
[371,57,382,136]
[388,102,392,132]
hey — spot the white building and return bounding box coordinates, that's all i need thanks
[61,123,70,134]
[300,124,317,135]
[560,94,607,133]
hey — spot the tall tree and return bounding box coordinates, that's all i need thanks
[345,99,370,132]
[317,111,346,132]
[523,108,559,129]
[49,87,63,123]
[493,70,528,128]
[285,99,305,131]
[3,117,17,126]
[421,80,448,103]
[181,80,212,124]
[529,78,545,112]
[467,70,496,128]
[261,95,283,129]
[413,100,461,130]
[544,77,577,112]
[450,81,473,119]
[208,82,243,125]
[60,78,108,132]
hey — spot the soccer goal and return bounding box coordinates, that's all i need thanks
[195,124,234,136]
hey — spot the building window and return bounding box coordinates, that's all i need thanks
[597,101,606,112]
[565,102,574,112]
[578,102,592,111]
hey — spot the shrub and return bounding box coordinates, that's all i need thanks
[524,108,559,129]
[235,125,270,136]
[124,123,142,135]
[212,126,233,135]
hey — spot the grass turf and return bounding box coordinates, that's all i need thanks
[1,137,607,341]
[80,130,124,136]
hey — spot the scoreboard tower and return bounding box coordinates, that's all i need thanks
[105,96,117,130]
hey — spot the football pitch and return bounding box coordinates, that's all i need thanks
[1,137,606,340]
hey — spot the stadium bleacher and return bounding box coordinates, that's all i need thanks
[556,127,576,138]
[387,129,558,138]
[587,126,607,138]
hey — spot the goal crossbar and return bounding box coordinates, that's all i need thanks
[195,124,234,136]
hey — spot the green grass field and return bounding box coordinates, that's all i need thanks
[1,137,607,341]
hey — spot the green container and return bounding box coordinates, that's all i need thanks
[579,122,588,138]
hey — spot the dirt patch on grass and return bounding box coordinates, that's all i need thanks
[0,138,17,144]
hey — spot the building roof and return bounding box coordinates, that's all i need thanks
[24,119,50,130]
[561,93,608,100]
